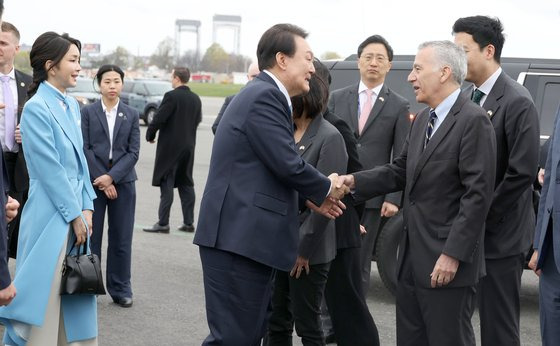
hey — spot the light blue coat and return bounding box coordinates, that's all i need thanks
[0,82,97,344]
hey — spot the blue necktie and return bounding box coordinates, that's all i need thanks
[424,109,437,149]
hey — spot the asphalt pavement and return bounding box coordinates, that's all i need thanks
[5,96,542,345]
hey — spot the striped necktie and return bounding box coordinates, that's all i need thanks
[424,109,438,149]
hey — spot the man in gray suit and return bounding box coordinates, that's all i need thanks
[339,41,496,346]
[453,16,540,346]
[529,107,560,345]
[328,35,410,294]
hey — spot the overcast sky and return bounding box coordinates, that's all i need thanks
[4,0,560,61]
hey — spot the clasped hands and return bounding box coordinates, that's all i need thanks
[93,174,118,199]
[305,173,354,219]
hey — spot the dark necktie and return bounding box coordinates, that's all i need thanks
[471,88,485,105]
[424,109,437,149]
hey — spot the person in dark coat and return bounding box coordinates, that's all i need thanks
[143,67,202,233]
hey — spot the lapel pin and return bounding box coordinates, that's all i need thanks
[379,97,385,102]
[20,82,25,87]
[118,112,124,117]
[299,145,305,150]
[487,110,493,117]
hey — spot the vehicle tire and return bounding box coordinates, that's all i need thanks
[144,108,156,125]
[376,211,403,296]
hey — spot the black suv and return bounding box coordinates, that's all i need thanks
[324,56,560,295]
[121,79,172,125]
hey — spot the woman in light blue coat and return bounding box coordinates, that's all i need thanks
[0,32,98,345]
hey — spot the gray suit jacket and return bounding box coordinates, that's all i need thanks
[353,93,497,288]
[328,83,409,209]
[297,114,347,265]
[467,71,539,259]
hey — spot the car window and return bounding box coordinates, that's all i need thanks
[132,83,147,95]
[68,78,96,93]
[144,81,172,96]
[122,82,134,93]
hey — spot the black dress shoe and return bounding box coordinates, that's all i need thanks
[114,297,133,308]
[178,224,195,233]
[143,223,170,233]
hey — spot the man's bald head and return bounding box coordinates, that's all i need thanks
[247,62,259,81]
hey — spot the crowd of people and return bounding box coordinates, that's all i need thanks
[0,1,556,345]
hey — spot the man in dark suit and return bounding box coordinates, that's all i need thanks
[328,35,410,294]
[453,16,540,346]
[211,62,259,135]
[144,67,202,233]
[340,40,496,346]
[0,0,19,306]
[193,24,346,345]
[529,106,560,345]
[0,21,31,259]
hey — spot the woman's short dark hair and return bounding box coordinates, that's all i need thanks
[292,60,329,120]
[257,24,308,71]
[28,32,81,98]
[95,64,125,85]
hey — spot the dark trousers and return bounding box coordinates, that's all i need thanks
[359,208,382,294]
[477,253,524,346]
[4,151,26,259]
[200,246,275,346]
[158,169,194,226]
[267,263,330,346]
[539,222,560,346]
[91,181,136,299]
[324,247,379,346]
[396,251,476,346]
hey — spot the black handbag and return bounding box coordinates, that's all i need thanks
[60,228,106,295]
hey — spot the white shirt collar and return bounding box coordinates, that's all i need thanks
[475,67,502,96]
[263,70,292,110]
[102,98,120,114]
[358,80,383,96]
[0,68,15,80]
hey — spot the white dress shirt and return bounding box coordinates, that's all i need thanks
[0,68,20,152]
[102,99,119,160]
[474,67,502,107]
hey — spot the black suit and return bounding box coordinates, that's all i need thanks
[470,71,539,346]
[146,85,202,227]
[211,94,234,134]
[5,70,32,258]
[353,92,496,346]
[322,110,379,346]
[328,83,409,293]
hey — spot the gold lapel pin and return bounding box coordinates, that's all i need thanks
[487,110,493,117]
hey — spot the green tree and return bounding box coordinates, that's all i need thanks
[97,46,132,69]
[150,37,174,70]
[321,51,342,60]
[14,51,31,75]
[200,43,229,73]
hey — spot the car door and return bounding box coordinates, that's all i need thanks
[129,82,149,115]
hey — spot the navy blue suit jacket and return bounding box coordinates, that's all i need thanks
[194,72,331,271]
[81,100,140,184]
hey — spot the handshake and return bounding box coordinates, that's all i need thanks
[306,173,356,220]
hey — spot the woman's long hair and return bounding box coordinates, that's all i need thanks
[28,32,81,98]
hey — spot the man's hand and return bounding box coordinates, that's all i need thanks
[5,196,19,222]
[538,168,545,187]
[359,224,367,235]
[528,250,541,276]
[0,282,16,306]
[337,174,355,191]
[15,124,22,144]
[104,184,118,200]
[328,173,350,200]
[381,201,399,217]
[430,253,459,288]
[290,256,310,279]
[93,174,114,190]
[306,198,346,220]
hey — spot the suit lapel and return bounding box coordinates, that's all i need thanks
[94,102,111,141]
[296,115,321,156]
[409,99,461,190]
[361,84,388,135]
[15,70,29,122]
[345,86,359,135]
[112,103,125,143]
[480,72,507,120]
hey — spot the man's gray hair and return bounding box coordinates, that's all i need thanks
[418,40,467,85]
